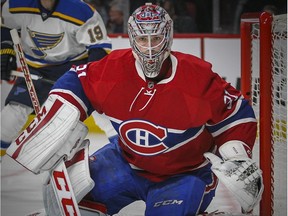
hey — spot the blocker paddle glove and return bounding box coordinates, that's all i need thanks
[204,141,264,213]
[0,41,17,81]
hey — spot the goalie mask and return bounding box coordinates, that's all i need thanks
[128,3,173,78]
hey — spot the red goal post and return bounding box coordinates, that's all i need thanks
[240,12,287,216]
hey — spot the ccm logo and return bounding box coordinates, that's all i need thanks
[53,170,79,216]
[154,199,183,207]
[15,106,47,145]
[15,98,64,147]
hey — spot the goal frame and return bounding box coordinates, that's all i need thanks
[240,11,286,216]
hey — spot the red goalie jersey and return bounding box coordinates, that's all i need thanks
[51,49,257,182]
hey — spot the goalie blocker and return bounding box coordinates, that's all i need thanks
[6,94,88,174]
[6,94,109,215]
[204,141,264,213]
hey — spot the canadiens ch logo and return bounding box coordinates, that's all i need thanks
[136,6,161,23]
[119,120,168,156]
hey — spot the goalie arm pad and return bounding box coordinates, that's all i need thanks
[204,141,264,213]
[6,94,88,174]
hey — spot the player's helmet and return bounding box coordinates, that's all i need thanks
[128,3,173,78]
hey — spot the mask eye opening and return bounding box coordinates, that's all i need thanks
[134,33,166,59]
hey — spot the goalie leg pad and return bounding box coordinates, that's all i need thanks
[79,199,107,216]
[65,139,95,202]
[6,94,88,174]
[0,102,33,143]
[43,140,96,215]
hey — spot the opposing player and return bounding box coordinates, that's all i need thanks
[0,0,111,156]
[6,3,263,215]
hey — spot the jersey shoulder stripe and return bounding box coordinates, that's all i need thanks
[53,0,95,24]
[9,7,40,14]
[9,0,94,26]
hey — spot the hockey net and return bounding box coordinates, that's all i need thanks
[240,12,287,216]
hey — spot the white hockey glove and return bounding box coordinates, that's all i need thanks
[43,140,95,216]
[204,141,263,213]
[6,94,88,174]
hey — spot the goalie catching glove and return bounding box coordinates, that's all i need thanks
[204,141,263,213]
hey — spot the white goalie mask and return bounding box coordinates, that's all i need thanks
[128,3,173,78]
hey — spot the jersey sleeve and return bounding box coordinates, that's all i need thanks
[205,73,257,153]
[76,11,112,55]
[1,0,20,29]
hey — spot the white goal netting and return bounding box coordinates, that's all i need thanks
[250,13,287,216]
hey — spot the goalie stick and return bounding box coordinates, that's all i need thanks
[10,29,81,216]
[10,29,41,114]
